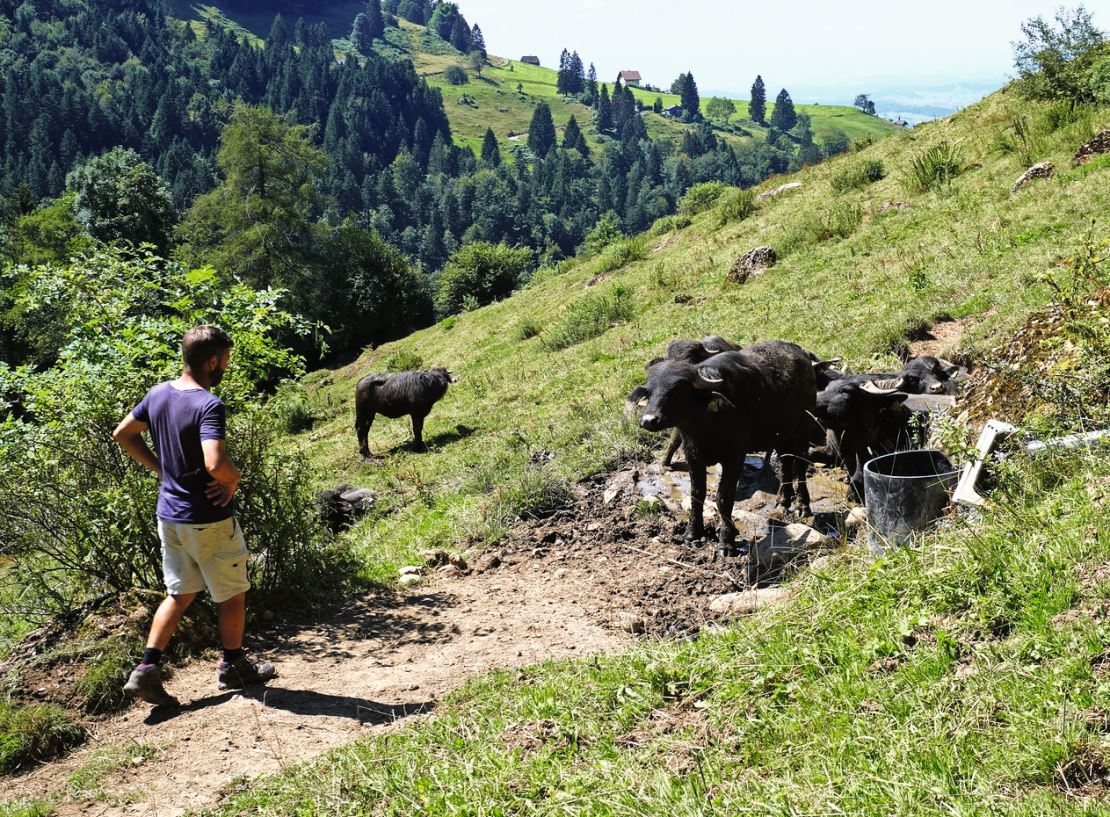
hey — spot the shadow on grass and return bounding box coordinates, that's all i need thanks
[145,688,434,726]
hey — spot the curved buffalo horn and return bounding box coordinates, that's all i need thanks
[624,386,649,417]
[870,376,905,391]
[860,380,904,396]
[693,370,725,390]
[937,357,961,375]
[812,358,842,369]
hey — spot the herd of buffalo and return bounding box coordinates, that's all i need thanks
[354,337,962,557]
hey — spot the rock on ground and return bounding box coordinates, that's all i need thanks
[747,523,831,584]
[729,246,778,283]
[1011,161,1054,194]
[755,181,802,202]
[1075,130,1110,165]
[708,587,792,618]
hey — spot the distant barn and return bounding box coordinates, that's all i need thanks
[617,70,642,88]
[662,105,684,118]
[520,55,540,66]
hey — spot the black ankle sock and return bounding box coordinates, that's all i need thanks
[141,647,162,666]
[222,647,244,664]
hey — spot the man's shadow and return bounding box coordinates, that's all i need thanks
[145,686,435,726]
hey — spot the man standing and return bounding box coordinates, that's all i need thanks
[113,325,276,707]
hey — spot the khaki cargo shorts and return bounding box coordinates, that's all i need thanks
[158,517,251,603]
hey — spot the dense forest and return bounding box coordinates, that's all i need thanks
[0,0,848,363]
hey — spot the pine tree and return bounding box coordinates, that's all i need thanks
[562,115,582,150]
[471,24,486,57]
[680,72,700,120]
[365,1,385,41]
[528,101,556,156]
[450,17,471,52]
[770,88,797,131]
[481,127,500,166]
[749,75,766,124]
[351,13,374,55]
[586,63,598,104]
[569,51,585,94]
[597,83,612,131]
[556,49,571,95]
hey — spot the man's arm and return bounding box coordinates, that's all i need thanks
[202,438,240,508]
[112,414,161,477]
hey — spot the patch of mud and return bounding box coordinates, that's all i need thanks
[906,316,976,361]
[1055,744,1110,796]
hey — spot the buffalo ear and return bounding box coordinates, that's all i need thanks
[707,391,736,413]
[860,381,909,403]
[645,356,665,371]
[812,357,842,370]
[625,385,649,406]
[938,358,961,377]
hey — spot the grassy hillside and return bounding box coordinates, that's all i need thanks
[198,85,1110,814]
[171,3,897,156]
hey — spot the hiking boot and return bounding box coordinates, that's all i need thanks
[123,664,180,708]
[217,654,277,690]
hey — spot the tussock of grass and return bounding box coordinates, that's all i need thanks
[541,284,635,351]
[830,158,886,193]
[715,188,757,226]
[907,141,965,192]
[76,637,138,715]
[0,702,85,774]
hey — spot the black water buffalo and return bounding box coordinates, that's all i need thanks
[826,355,962,395]
[627,341,816,555]
[814,379,917,500]
[355,367,458,457]
[656,336,742,468]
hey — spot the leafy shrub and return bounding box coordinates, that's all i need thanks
[650,214,692,235]
[0,248,347,621]
[385,350,425,372]
[516,317,541,340]
[267,381,316,434]
[1012,7,1107,105]
[435,242,533,316]
[543,284,635,351]
[439,316,457,331]
[716,188,756,226]
[580,211,623,256]
[0,702,86,773]
[678,181,727,215]
[830,159,886,193]
[461,293,480,312]
[444,65,468,85]
[595,237,648,274]
[991,116,1044,166]
[907,142,964,193]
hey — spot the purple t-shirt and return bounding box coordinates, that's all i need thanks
[132,382,233,524]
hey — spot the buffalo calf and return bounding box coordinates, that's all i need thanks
[355,367,458,457]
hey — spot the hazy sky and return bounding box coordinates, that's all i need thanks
[459,0,1110,107]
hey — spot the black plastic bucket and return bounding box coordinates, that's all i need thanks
[863,449,958,554]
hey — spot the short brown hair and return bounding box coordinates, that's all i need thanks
[182,325,233,369]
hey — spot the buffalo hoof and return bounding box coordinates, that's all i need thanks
[685,529,705,543]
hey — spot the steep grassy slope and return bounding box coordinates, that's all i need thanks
[193,91,1110,816]
[171,2,897,155]
[293,88,1109,582]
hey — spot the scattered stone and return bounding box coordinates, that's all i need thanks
[879,200,910,213]
[619,614,647,634]
[708,587,791,618]
[420,550,450,567]
[398,574,422,587]
[131,756,146,766]
[438,564,460,578]
[1074,129,1110,165]
[475,553,501,572]
[398,565,424,577]
[809,554,836,572]
[448,553,469,571]
[754,181,802,203]
[845,506,868,536]
[317,484,375,534]
[747,523,831,585]
[728,246,777,283]
[554,568,569,579]
[674,293,693,304]
[1011,161,1054,193]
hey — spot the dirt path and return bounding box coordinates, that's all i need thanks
[10,460,852,815]
[10,569,625,817]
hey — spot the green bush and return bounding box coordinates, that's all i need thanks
[580,211,624,256]
[444,65,468,85]
[0,248,346,621]
[542,284,635,351]
[516,318,542,340]
[906,141,964,193]
[650,214,692,236]
[716,188,756,226]
[267,381,316,434]
[678,181,727,215]
[0,702,86,773]
[829,159,885,193]
[385,350,424,373]
[595,237,648,274]
[777,202,863,255]
[435,242,533,316]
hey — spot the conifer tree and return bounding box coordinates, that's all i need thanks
[556,48,570,94]
[770,88,797,130]
[471,24,486,57]
[365,1,384,41]
[586,63,598,103]
[569,51,585,94]
[749,75,766,124]
[680,72,700,120]
[527,101,556,156]
[481,127,500,166]
[596,83,613,132]
[450,17,471,52]
[351,13,374,55]
[562,115,582,150]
